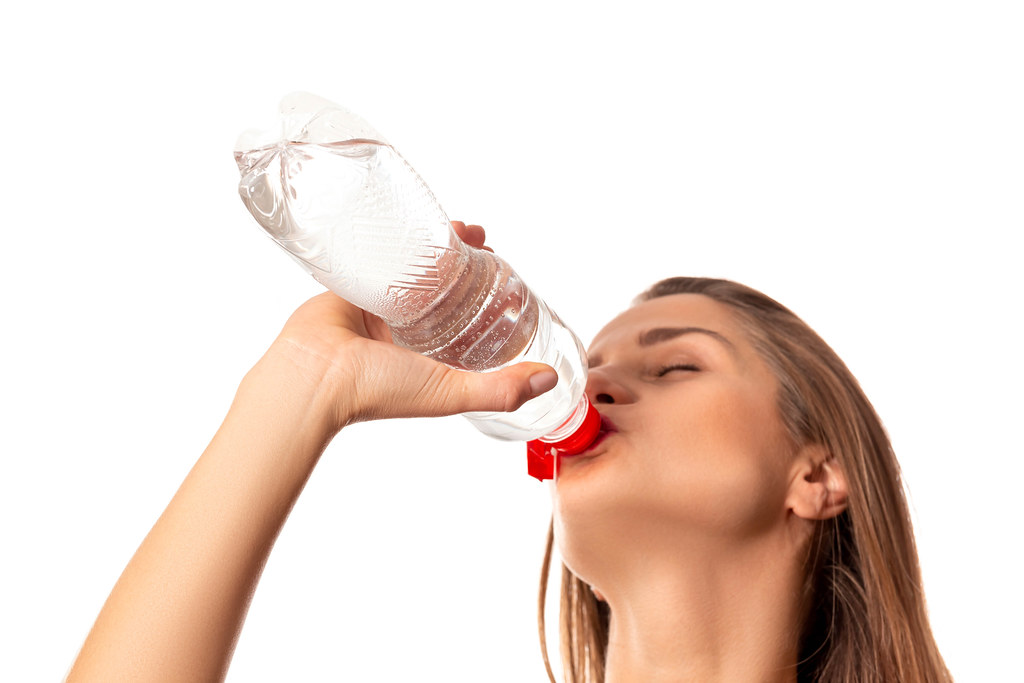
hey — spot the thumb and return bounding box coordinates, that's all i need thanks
[440,362,559,415]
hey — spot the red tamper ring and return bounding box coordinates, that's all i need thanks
[525,399,601,481]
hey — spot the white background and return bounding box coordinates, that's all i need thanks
[1,1,1021,680]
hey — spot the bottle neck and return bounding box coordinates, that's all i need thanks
[525,396,601,479]
[539,394,593,444]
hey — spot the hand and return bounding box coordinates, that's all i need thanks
[66,222,542,682]
[260,221,558,435]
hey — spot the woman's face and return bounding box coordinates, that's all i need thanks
[553,293,800,576]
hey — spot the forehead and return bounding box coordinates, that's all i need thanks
[590,293,743,351]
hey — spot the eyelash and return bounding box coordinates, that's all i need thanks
[656,363,700,377]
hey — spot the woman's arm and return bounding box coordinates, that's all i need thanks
[66,344,341,681]
[66,225,557,682]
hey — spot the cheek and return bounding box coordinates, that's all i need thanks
[642,385,791,533]
[550,381,794,578]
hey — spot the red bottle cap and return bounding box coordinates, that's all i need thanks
[525,399,601,481]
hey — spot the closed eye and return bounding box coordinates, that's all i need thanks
[656,363,700,377]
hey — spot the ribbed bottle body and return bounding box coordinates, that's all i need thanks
[236,94,588,443]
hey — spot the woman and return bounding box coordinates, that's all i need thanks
[541,276,951,683]
[66,223,950,682]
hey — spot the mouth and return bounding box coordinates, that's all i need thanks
[580,414,618,454]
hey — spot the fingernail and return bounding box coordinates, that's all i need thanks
[529,370,558,397]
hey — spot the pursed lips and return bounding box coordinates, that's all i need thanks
[581,413,619,454]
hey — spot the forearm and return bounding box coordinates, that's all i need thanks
[66,281,548,681]
[67,347,340,682]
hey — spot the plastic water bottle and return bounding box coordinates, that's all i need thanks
[234,93,598,479]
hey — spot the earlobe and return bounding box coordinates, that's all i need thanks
[787,444,849,521]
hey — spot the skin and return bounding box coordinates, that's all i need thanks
[554,295,848,683]
[65,223,555,682]
[66,223,847,682]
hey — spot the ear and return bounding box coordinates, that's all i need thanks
[786,443,849,520]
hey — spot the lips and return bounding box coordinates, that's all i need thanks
[581,414,618,454]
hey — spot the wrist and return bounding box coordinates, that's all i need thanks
[243,339,354,445]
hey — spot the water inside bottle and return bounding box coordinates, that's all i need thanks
[390,247,541,370]
[236,118,588,441]
[236,138,541,370]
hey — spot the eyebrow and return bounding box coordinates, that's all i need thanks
[637,326,737,351]
[589,326,738,368]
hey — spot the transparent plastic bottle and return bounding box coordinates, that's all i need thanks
[234,93,598,478]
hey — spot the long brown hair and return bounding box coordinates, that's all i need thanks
[538,277,951,683]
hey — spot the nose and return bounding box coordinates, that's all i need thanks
[586,368,636,406]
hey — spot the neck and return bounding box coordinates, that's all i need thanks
[600,532,806,683]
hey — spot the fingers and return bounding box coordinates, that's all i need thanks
[361,309,393,343]
[451,220,493,252]
[438,362,558,415]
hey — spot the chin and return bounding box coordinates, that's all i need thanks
[551,467,657,584]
